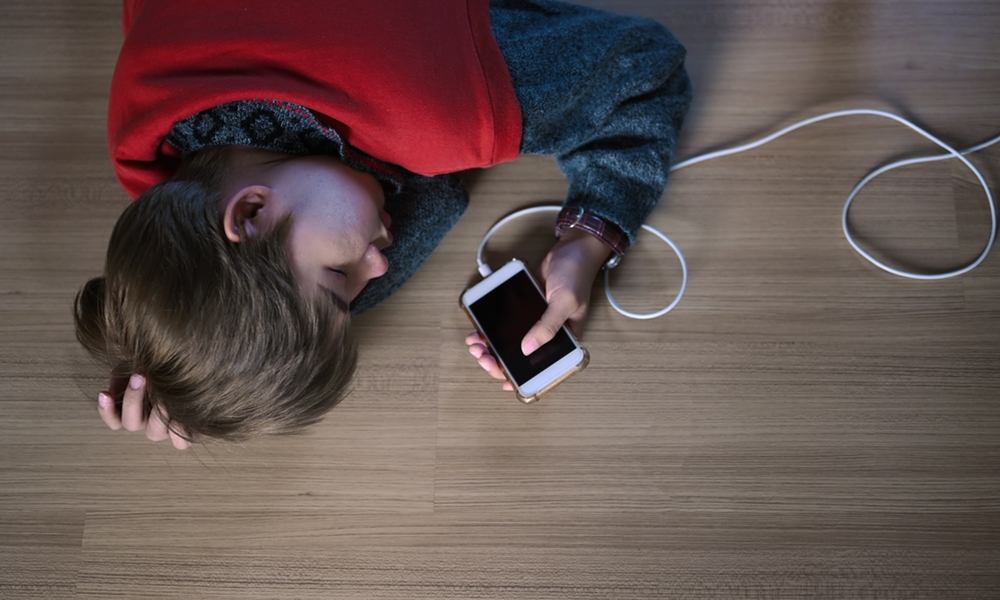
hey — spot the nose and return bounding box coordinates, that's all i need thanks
[364,244,389,279]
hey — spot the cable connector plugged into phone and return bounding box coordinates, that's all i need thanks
[477,262,493,278]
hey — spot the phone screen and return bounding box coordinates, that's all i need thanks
[469,270,578,386]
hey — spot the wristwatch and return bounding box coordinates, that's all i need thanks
[554,206,626,269]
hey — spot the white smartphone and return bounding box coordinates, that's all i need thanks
[460,259,589,403]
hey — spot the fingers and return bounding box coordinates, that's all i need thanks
[479,354,514,392]
[97,392,123,430]
[120,374,147,432]
[99,372,128,430]
[145,404,170,442]
[475,351,508,382]
[465,332,514,392]
[122,399,193,450]
[466,333,488,359]
[99,372,195,449]
[466,330,491,358]
[169,427,192,450]
[465,333,506,380]
[521,296,574,356]
[153,406,192,450]
[108,373,129,402]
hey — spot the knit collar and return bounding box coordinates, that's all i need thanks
[167,99,404,193]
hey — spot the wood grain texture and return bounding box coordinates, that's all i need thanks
[1,0,999,598]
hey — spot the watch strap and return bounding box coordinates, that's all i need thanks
[554,206,627,269]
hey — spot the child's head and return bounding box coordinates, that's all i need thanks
[74,146,392,442]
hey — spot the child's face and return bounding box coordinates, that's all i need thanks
[223,153,392,304]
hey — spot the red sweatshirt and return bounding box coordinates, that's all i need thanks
[109,0,522,198]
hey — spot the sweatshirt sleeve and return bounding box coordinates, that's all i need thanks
[489,0,692,246]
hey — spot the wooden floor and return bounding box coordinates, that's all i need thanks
[2,0,999,598]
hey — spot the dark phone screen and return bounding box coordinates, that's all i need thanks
[469,270,577,386]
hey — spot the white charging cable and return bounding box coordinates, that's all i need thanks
[478,109,1000,317]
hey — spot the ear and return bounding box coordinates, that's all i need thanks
[222,186,273,242]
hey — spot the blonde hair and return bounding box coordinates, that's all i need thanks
[74,147,357,441]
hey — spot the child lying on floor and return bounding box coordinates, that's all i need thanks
[75,0,692,449]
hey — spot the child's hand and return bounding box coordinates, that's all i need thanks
[465,331,515,391]
[96,374,192,450]
[465,228,611,391]
[520,228,610,355]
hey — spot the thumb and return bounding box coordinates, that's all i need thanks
[521,299,572,356]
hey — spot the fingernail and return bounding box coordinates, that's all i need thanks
[98,393,112,408]
[522,339,539,355]
[479,360,491,372]
[129,374,145,390]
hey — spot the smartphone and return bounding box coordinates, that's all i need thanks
[460,259,589,403]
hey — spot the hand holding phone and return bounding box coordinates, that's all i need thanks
[461,259,589,402]
[461,228,612,402]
